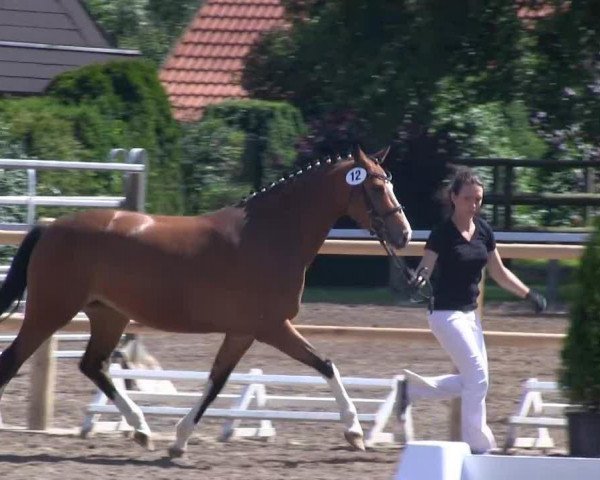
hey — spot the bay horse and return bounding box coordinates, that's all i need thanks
[0,146,411,456]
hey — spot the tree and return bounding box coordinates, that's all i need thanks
[243,0,598,228]
[83,0,201,64]
[560,217,600,408]
[243,1,525,150]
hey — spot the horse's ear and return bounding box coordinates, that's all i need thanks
[354,145,369,166]
[371,146,391,165]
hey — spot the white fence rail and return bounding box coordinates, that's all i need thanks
[0,333,91,359]
[83,364,412,446]
[0,148,147,225]
[328,228,590,244]
[504,378,570,451]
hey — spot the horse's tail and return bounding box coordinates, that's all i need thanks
[0,225,46,319]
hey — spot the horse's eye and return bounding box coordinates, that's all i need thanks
[372,184,386,194]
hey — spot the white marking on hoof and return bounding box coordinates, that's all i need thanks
[133,430,154,451]
[344,431,366,451]
[168,445,186,458]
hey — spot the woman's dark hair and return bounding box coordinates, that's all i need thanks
[440,167,484,214]
[449,167,483,196]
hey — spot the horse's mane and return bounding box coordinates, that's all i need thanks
[236,153,353,207]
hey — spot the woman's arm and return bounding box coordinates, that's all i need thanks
[486,248,529,298]
[414,249,438,281]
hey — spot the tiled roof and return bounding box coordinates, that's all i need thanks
[516,1,561,26]
[160,0,286,122]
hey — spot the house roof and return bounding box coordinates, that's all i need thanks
[160,0,286,122]
[0,0,140,95]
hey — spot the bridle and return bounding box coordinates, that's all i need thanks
[361,170,404,238]
[360,169,404,252]
[360,168,435,310]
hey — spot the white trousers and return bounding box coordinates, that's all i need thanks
[407,310,496,453]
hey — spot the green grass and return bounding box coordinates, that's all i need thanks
[302,287,400,305]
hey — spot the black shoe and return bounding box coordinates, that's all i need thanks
[396,377,410,421]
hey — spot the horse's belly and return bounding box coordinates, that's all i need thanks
[95,278,260,334]
[93,251,303,334]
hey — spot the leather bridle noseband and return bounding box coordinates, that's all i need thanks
[360,169,404,241]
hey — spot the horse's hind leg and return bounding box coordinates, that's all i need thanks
[0,303,79,408]
[169,334,253,458]
[257,319,365,451]
[80,303,153,449]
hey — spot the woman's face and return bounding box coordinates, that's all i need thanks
[451,183,483,218]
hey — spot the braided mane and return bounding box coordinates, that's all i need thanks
[236,153,353,206]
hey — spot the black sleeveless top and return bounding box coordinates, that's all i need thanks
[425,216,496,312]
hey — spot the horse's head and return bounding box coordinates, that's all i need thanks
[346,146,412,249]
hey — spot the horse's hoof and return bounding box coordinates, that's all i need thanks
[168,445,186,458]
[133,431,155,451]
[344,431,366,451]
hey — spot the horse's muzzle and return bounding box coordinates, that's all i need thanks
[390,229,411,250]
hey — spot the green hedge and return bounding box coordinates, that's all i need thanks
[0,97,127,219]
[47,60,183,214]
[560,218,600,408]
[180,118,248,214]
[202,100,306,190]
[179,100,306,214]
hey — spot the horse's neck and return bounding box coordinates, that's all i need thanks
[282,165,349,264]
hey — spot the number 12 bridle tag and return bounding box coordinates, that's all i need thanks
[346,167,367,186]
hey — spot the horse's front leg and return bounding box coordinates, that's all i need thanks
[257,319,365,451]
[323,360,364,449]
[169,334,253,458]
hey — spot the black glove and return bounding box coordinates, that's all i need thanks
[526,289,547,313]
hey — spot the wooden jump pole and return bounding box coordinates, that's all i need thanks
[27,335,57,430]
[318,240,584,260]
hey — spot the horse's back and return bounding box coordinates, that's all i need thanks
[25,207,304,332]
[25,209,253,330]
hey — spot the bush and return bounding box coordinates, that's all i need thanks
[560,218,600,409]
[180,118,248,214]
[0,120,28,262]
[47,60,183,213]
[0,97,126,220]
[202,100,306,189]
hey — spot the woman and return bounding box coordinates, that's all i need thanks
[398,167,546,454]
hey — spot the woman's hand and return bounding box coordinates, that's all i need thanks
[408,268,428,290]
[526,289,547,313]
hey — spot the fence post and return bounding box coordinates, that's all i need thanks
[492,165,500,226]
[26,169,36,225]
[504,165,514,230]
[27,335,57,430]
[584,164,594,224]
[123,148,147,212]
